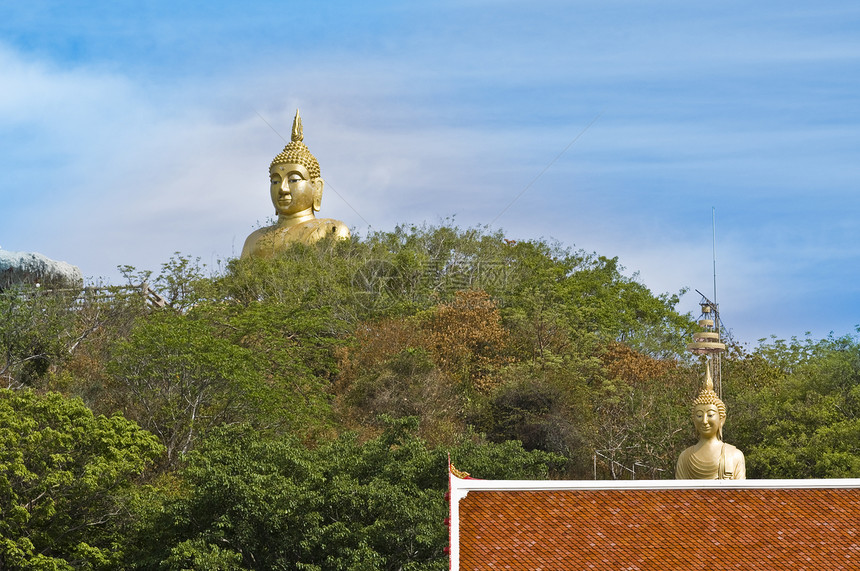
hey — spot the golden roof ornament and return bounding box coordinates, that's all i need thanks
[450,464,471,479]
[270,109,321,179]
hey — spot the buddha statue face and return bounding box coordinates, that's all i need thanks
[269,163,323,216]
[692,403,723,439]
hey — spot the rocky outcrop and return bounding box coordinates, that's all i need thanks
[0,250,83,290]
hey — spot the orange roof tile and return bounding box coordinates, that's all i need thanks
[452,480,860,570]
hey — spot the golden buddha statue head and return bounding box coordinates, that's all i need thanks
[690,366,726,440]
[269,110,324,216]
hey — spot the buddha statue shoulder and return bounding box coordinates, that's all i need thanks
[241,110,350,259]
[675,366,745,480]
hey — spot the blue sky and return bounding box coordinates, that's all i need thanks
[2,1,859,345]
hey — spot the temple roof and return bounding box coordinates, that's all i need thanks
[450,476,860,570]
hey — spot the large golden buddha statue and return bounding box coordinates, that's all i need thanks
[241,110,350,259]
[676,365,745,480]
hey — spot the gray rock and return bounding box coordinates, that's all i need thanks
[0,250,83,290]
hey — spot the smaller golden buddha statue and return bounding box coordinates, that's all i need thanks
[675,365,745,480]
[241,110,350,259]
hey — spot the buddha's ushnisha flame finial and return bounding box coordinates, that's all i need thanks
[270,109,320,179]
[704,363,714,392]
[292,109,303,143]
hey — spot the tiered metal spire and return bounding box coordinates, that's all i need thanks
[686,295,725,398]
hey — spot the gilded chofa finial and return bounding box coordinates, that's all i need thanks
[292,109,303,143]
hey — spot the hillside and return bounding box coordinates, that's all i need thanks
[1,224,858,569]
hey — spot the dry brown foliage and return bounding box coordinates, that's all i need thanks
[334,290,512,442]
[600,341,676,385]
[335,318,422,385]
[422,290,511,391]
[338,290,510,391]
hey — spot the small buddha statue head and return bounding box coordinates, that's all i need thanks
[690,365,726,440]
[269,110,324,217]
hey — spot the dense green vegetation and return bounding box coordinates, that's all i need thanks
[1,224,858,569]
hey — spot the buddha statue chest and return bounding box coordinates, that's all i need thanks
[676,443,743,480]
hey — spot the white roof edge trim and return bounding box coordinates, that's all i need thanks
[449,476,860,491]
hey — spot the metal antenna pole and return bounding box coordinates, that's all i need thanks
[712,207,722,399]
[712,207,717,309]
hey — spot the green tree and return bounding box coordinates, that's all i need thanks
[221,239,373,325]
[133,419,562,570]
[727,334,860,478]
[107,311,262,465]
[210,299,345,441]
[0,288,79,388]
[0,389,162,569]
[499,241,691,364]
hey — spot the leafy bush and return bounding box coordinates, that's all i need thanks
[0,389,162,569]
